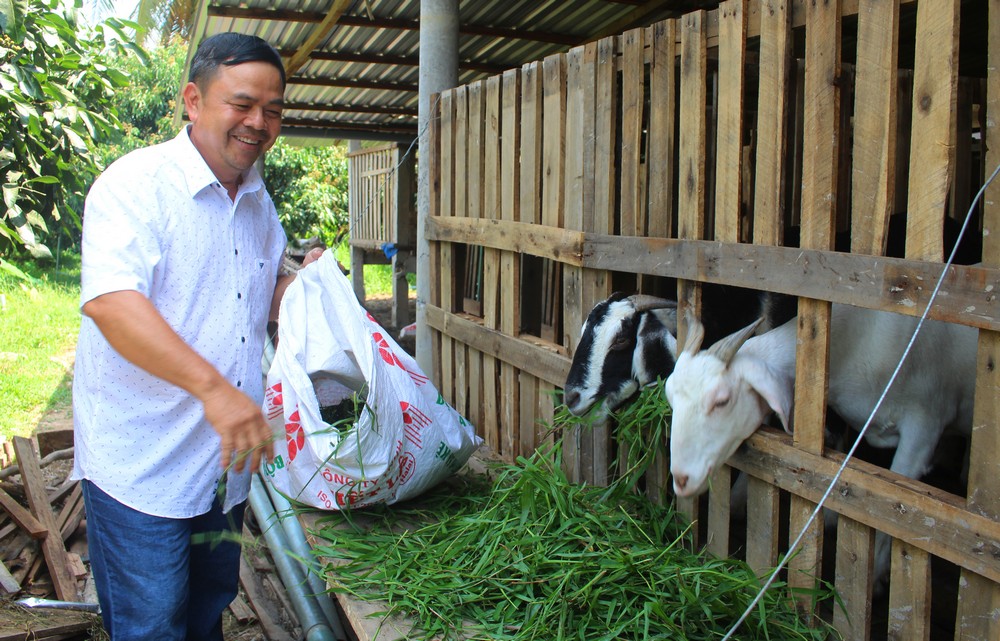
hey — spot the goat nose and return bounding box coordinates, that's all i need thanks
[564,390,580,408]
[674,474,688,491]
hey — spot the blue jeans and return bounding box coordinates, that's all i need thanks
[82,480,246,641]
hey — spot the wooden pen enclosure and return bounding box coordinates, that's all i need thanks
[424,0,1000,639]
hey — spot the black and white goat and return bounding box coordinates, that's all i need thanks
[564,287,794,421]
[664,305,977,583]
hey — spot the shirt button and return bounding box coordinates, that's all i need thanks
[241,336,246,343]
[235,248,239,255]
[236,380,242,388]
[237,292,242,299]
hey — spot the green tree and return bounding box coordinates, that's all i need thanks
[265,140,351,247]
[96,37,185,166]
[0,0,143,259]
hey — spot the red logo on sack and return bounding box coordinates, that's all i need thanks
[398,452,416,485]
[400,402,432,449]
[264,382,283,419]
[285,410,306,462]
[373,332,429,385]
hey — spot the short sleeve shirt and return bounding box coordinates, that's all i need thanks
[72,127,286,517]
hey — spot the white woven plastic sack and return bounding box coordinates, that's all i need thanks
[261,251,482,509]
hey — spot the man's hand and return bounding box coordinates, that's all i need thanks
[201,382,275,472]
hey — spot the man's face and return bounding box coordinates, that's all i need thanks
[183,61,284,185]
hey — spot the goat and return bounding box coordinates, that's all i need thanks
[664,305,977,585]
[563,293,679,421]
[564,287,795,421]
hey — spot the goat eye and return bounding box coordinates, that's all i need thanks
[610,335,632,350]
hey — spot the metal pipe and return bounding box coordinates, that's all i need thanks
[263,477,345,635]
[249,475,346,641]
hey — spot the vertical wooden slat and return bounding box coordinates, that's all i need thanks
[790,0,839,617]
[833,516,875,640]
[453,86,470,421]
[851,0,899,256]
[746,0,790,572]
[500,69,522,461]
[705,0,747,561]
[648,19,677,240]
[621,28,645,237]
[675,9,708,538]
[541,54,566,346]
[429,93,447,391]
[438,92,455,401]
[518,61,543,458]
[904,0,960,262]
[956,4,1000,636]
[481,76,502,455]
[745,476,780,575]
[888,539,931,641]
[714,0,747,243]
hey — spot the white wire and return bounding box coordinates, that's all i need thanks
[721,160,1000,641]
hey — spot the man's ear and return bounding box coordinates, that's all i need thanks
[182,82,202,123]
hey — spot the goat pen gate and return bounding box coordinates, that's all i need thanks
[424,1,1000,639]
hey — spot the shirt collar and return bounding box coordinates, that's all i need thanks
[175,126,266,200]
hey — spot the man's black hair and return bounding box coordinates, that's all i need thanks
[189,32,286,89]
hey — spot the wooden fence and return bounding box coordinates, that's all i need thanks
[425,1,999,639]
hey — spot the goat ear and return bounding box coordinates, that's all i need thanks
[681,308,705,355]
[706,317,763,366]
[741,360,794,434]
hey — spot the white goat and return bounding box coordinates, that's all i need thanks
[664,304,977,584]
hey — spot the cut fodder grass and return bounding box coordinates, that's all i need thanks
[308,386,839,641]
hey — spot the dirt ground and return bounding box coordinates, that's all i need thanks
[16,293,416,641]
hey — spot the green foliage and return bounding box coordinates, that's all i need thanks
[0,0,143,258]
[95,37,185,166]
[265,140,350,247]
[0,253,81,440]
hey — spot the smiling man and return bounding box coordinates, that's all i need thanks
[72,34,292,641]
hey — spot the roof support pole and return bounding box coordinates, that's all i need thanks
[416,0,459,375]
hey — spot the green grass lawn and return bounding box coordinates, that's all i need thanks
[0,254,82,441]
[0,242,402,442]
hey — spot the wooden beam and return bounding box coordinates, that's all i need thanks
[730,429,1000,585]
[285,0,353,77]
[282,101,417,117]
[279,49,507,75]
[425,217,1000,330]
[289,76,417,93]
[11,437,77,601]
[0,487,47,539]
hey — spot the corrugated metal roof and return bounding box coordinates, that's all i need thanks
[180,0,714,142]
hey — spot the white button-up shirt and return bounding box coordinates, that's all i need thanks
[72,127,286,517]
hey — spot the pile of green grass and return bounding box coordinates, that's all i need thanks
[0,255,81,440]
[308,387,838,641]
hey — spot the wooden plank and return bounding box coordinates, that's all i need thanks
[676,10,709,542]
[438,90,455,402]
[466,81,485,433]
[57,483,84,542]
[621,28,645,237]
[904,0,960,262]
[714,0,747,244]
[832,516,875,641]
[0,487,47,539]
[425,305,570,387]
[745,476,780,575]
[0,615,94,641]
[728,429,1000,585]
[956,7,1000,630]
[647,19,677,239]
[850,0,899,257]
[0,559,19,593]
[562,44,595,484]
[500,68,521,461]
[452,86,470,421]
[481,75,502,456]
[595,36,618,238]
[11,437,76,601]
[238,555,297,641]
[519,61,544,461]
[678,10,707,242]
[426,217,1000,330]
[888,539,931,641]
